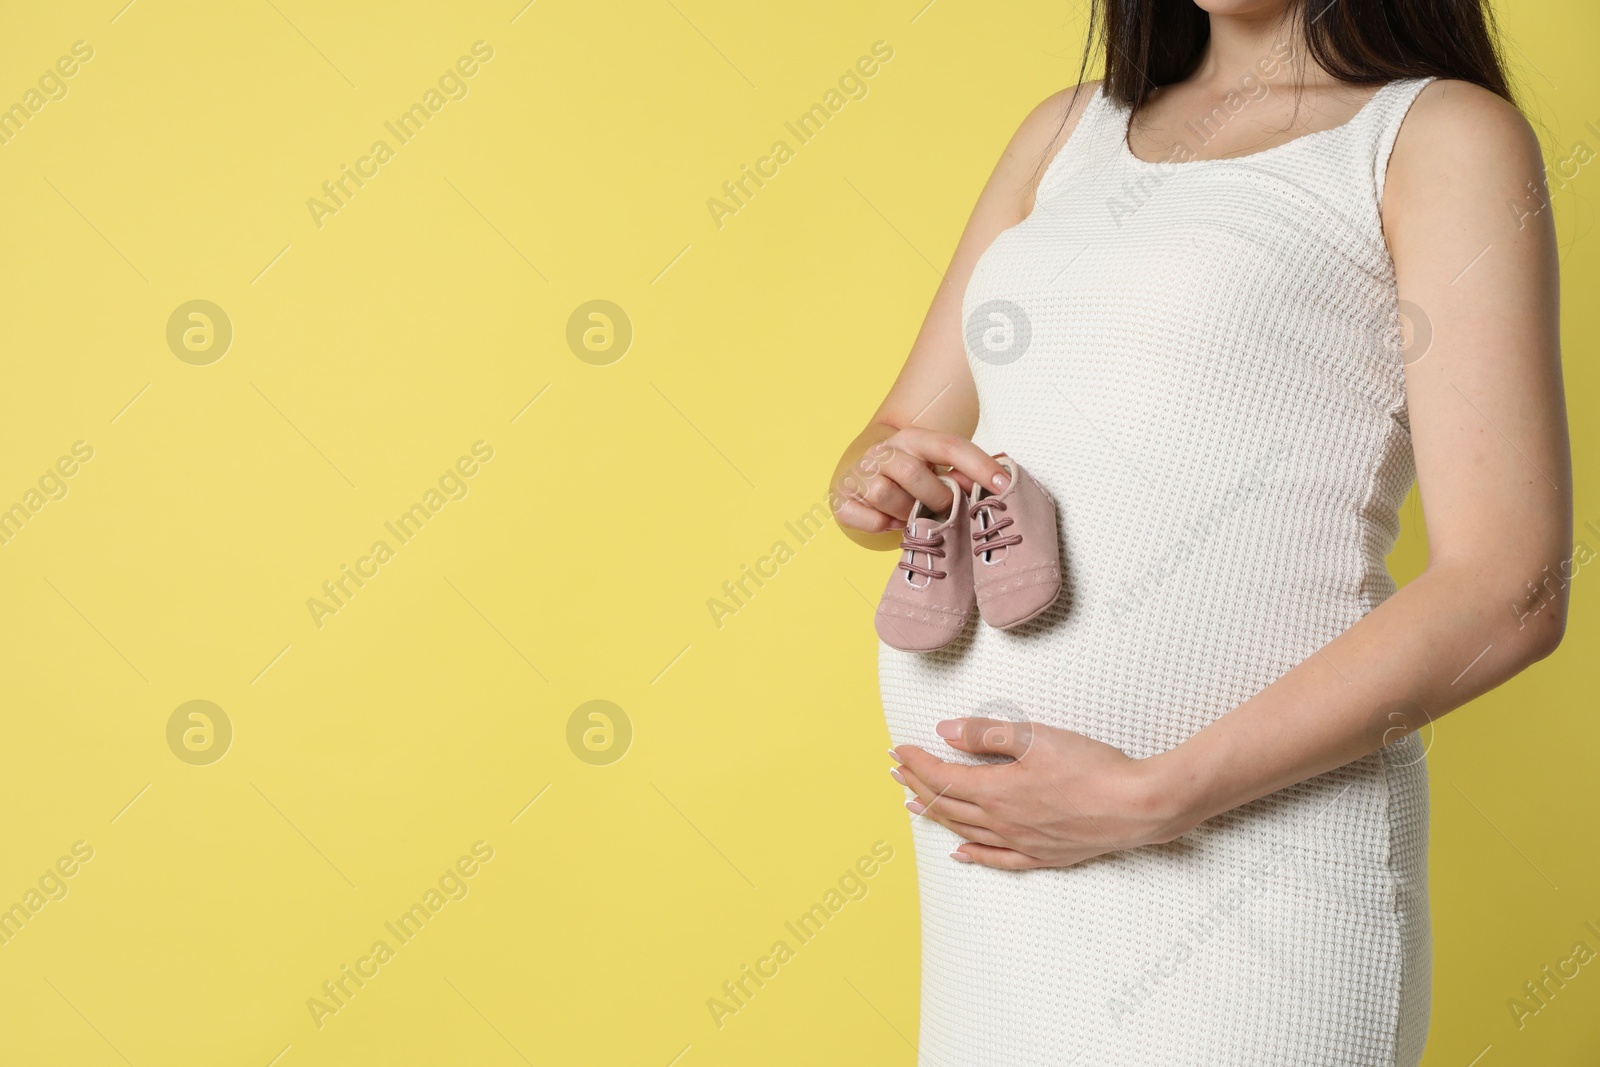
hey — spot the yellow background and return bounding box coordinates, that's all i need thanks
[0,1,1593,1063]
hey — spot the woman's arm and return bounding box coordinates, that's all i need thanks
[890,80,1573,868]
[1143,79,1570,831]
[831,84,1100,550]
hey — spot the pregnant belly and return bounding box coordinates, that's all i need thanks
[878,555,1364,763]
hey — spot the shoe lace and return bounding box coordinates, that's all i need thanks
[970,498,1022,557]
[897,527,948,580]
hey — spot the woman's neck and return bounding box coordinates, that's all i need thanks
[1190,11,1334,91]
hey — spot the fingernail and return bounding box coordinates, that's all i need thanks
[935,719,965,739]
[886,747,900,761]
[950,851,972,862]
[889,767,905,784]
[905,800,925,815]
[993,472,1009,490]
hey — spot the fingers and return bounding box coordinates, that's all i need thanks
[893,744,986,803]
[875,446,957,515]
[892,761,993,828]
[912,805,1008,847]
[953,842,1108,869]
[833,449,914,530]
[840,429,1002,532]
[830,495,900,535]
[887,428,1010,499]
[950,843,1052,869]
[893,763,1008,846]
[854,470,918,524]
[851,452,952,524]
[936,717,1035,760]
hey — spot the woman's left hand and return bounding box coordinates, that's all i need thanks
[890,717,1193,869]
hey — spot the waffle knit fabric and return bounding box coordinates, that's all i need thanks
[878,77,1437,1065]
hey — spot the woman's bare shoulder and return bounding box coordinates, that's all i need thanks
[1387,78,1542,206]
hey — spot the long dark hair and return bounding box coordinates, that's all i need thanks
[1075,0,1515,111]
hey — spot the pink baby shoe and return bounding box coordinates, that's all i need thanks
[875,476,974,652]
[969,454,1062,629]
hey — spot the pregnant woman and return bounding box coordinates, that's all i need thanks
[828,1,1570,1063]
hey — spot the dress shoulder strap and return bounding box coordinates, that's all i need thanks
[1033,82,1118,205]
[1357,76,1438,207]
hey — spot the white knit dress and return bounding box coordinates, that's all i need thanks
[879,77,1436,1066]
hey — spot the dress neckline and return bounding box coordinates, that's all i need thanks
[1117,80,1396,170]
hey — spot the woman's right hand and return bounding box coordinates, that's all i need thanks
[831,427,1012,535]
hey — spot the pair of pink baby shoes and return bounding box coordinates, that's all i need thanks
[874,454,1062,653]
